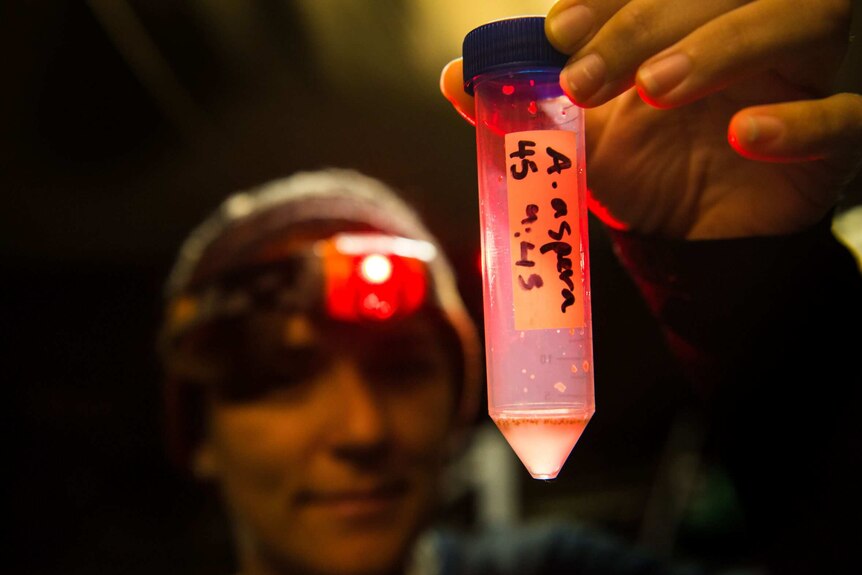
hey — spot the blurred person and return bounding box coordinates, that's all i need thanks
[157,168,700,575]
[440,0,862,574]
[154,0,862,573]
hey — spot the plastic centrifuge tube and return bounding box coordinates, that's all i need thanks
[462,16,594,480]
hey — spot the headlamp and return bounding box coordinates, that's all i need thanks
[320,233,434,322]
[165,232,437,339]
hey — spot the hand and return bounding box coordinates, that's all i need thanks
[442,0,862,239]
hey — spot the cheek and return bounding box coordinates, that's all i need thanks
[387,384,457,459]
[205,409,325,570]
[207,406,310,502]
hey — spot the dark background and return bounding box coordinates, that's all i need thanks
[6,2,860,574]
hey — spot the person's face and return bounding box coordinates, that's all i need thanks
[193,311,459,575]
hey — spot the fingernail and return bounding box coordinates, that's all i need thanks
[547,5,594,52]
[744,115,785,145]
[638,53,692,97]
[562,53,606,103]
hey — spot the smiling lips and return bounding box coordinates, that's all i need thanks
[296,480,410,520]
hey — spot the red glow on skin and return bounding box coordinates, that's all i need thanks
[445,83,476,126]
[727,128,761,159]
[587,194,628,231]
[635,85,675,110]
[727,118,821,163]
[636,83,821,165]
[455,102,477,127]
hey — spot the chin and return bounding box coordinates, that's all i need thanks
[279,538,412,575]
[322,524,418,574]
[316,553,405,575]
[253,517,422,575]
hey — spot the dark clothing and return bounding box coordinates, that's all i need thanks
[607,215,862,575]
[428,522,704,575]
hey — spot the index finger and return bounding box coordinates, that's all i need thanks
[440,58,477,126]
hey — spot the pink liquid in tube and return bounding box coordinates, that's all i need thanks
[462,16,594,479]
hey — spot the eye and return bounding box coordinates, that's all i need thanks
[362,336,452,387]
[367,354,441,381]
[219,347,328,402]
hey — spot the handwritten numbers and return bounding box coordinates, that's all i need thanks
[509,140,538,180]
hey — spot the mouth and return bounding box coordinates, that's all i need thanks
[296,480,410,521]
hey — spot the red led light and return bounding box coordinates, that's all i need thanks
[359,254,393,284]
[321,235,429,322]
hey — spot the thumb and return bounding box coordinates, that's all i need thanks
[440,58,477,126]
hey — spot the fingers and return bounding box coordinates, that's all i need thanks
[545,0,628,54]
[728,92,862,164]
[440,58,476,126]
[550,0,746,107]
[636,0,853,108]
[547,0,852,109]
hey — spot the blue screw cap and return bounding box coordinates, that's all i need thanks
[462,16,569,95]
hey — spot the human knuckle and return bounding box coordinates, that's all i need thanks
[613,4,657,48]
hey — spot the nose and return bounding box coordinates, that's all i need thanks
[326,357,388,456]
